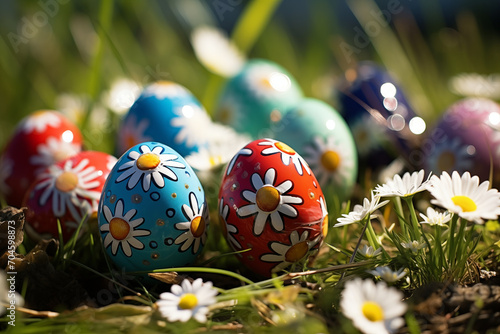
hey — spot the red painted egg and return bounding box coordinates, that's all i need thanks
[24,151,117,240]
[0,110,83,207]
[218,138,328,277]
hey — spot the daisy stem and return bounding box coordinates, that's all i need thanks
[447,214,459,269]
[392,197,407,236]
[366,220,380,250]
[404,197,421,240]
[454,218,469,272]
[435,225,443,276]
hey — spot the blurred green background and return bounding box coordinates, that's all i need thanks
[1,0,500,153]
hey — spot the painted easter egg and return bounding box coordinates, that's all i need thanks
[337,62,424,170]
[23,150,117,240]
[117,81,211,157]
[214,59,303,139]
[0,110,83,207]
[218,138,327,277]
[271,98,358,200]
[98,142,208,272]
[422,98,500,185]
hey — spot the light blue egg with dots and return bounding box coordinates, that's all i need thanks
[98,141,209,272]
[117,81,210,157]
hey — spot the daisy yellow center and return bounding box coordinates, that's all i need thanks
[136,153,160,170]
[219,215,228,236]
[260,76,273,89]
[320,150,340,172]
[285,241,309,262]
[178,293,198,310]
[256,186,280,212]
[109,218,130,240]
[275,142,296,155]
[55,172,79,192]
[451,195,477,212]
[362,301,384,322]
[322,215,329,237]
[190,216,206,238]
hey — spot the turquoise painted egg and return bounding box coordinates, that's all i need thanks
[98,141,209,272]
[117,81,211,157]
[214,59,303,138]
[271,98,358,200]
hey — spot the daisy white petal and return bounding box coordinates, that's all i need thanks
[368,266,407,283]
[375,169,430,198]
[419,207,452,226]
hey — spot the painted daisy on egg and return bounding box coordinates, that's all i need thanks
[259,139,311,176]
[118,115,152,153]
[171,104,212,149]
[303,136,355,187]
[20,110,61,134]
[375,169,430,198]
[427,137,473,174]
[30,136,81,170]
[174,192,209,254]
[35,158,102,223]
[218,197,241,250]
[142,81,191,100]
[115,144,185,192]
[237,168,303,236]
[100,199,150,257]
[245,64,293,99]
[368,266,407,283]
[319,196,329,237]
[427,171,500,223]
[341,278,407,334]
[156,278,218,323]
[260,230,320,273]
[335,192,389,227]
[419,207,452,226]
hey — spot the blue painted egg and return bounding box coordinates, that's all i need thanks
[214,59,303,139]
[337,62,423,170]
[117,81,211,157]
[271,98,358,200]
[98,141,209,272]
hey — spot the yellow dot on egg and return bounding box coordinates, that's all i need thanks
[136,153,160,170]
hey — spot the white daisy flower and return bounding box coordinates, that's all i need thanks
[1,270,24,316]
[244,63,294,99]
[237,168,303,236]
[340,278,407,334]
[100,199,150,257]
[258,139,311,176]
[115,144,185,192]
[335,192,389,227]
[427,171,500,223]
[190,26,245,77]
[171,104,212,149]
[103,78,141,115]
[449,73,500,99]
[419,207,452,226]
[400,240,426,253]
[260,230,320,273]
[218,197,241,250]
[30,136,81,170]
[0,158,13,196]
[368,266,407,283]
[156,278,218,323]
[118,114,153,153]
[302,136,355,186]
[375,169,430,198]
[142,81,191,100]
[358,245,382,258]
[226,147,253,175]
[174,193,209,254]
[427,137,473,174]
[20,110,61,134]
[35,158,102,223]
